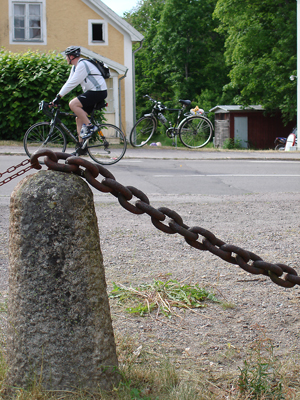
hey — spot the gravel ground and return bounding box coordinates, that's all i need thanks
[1,183,300,380]
[97,191,300,374]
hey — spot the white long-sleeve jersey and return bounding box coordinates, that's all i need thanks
[59,58,107,98]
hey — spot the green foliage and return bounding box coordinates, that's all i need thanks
[125,0,229,117]
[127,0,296,125]
[222,137,243,150]
[214,0,297,123]
[125,0,167,117]
[0,49,80,141]
[109,279,220,317]
[238,331,284,399]
[155,0,228,101]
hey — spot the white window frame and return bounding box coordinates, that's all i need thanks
[9,0,47,45]
[88,19,108,46]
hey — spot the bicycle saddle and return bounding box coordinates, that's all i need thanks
[179,99,191,106]
[94,99,108,110]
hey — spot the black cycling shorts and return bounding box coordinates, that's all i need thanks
[77,90,107,115]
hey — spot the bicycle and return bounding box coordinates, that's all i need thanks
[129,94,213,149]
[23,100,127,165]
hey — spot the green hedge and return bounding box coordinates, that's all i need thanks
[0,49,81,141]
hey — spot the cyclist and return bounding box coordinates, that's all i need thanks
[51,46,107,152]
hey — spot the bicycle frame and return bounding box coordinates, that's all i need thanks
[42,103,80,145]
[143,95,190,135]
[39,101,107,151]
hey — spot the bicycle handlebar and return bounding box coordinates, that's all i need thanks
[143,94,190,113]
[143,94,167,112]
[38,101,56,118]
[39,101,75,118]
[143,94,157,103]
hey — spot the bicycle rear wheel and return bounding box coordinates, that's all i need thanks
[24,121,67,158]
[87,124,127,165]
[130,116,156,147]
[179,116,213,148]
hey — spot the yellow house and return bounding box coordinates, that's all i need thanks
[0,0,144,134]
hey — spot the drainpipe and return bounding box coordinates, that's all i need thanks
[118,68,128,131]
[297,0,300,149]
[132,40,144,125]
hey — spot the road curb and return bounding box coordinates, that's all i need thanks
[1,146,300,161]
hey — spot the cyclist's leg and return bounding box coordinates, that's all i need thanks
[69,97,90,140]
[74,90,107,139]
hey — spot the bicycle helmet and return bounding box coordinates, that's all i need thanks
[64,46,81,57]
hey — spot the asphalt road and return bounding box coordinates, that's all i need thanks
[0,151,299,201]
[107,157,300,197]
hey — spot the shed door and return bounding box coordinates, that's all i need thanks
[234,117,248,148]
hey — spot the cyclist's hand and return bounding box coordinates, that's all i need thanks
[50,94,61,107]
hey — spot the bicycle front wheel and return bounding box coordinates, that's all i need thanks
[24,121,67,158]
[87,124,127,165]
[179,116,213,148]
[130,116,156,147]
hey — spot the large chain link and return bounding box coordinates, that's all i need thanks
[0,158,41,187]
[29,149,300,289]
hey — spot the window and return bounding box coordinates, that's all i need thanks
[10,1,47,44]
[88,20,108,46]
[92,24,103,42]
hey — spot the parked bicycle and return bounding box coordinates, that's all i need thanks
[130,95,213,149]
[23,100,127,165]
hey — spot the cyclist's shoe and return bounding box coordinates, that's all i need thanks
[80,124,98,139]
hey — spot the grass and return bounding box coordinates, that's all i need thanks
[0,140,23,146]
[222,138,244,150]
[237,327,284,399]
[136,131,216,149]
[1,330,300,399]
[109,278,221,318]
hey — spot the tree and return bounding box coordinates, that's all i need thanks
[125,0,230,115]
[214,0,297,123]
[155,0,228,104]
[124,0,167,117]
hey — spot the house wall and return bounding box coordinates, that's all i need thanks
[229,112,295,149]
[0,1,8,46]
[214,110,295,149]
[214,114,230,147]
[2,0,125,61]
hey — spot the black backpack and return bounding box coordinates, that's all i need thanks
[82,58,111,79]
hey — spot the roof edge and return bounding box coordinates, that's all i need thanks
[80,47,128,75]
[210,105,264,113]
[82,0,144,42]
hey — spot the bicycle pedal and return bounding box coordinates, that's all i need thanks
[75,147,88,156]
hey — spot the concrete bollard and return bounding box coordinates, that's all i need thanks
[6,170,119,392]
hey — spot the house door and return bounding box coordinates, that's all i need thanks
[234,117,248,148]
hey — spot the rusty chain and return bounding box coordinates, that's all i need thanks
[0,158,41,187]
[7,148,300,289]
